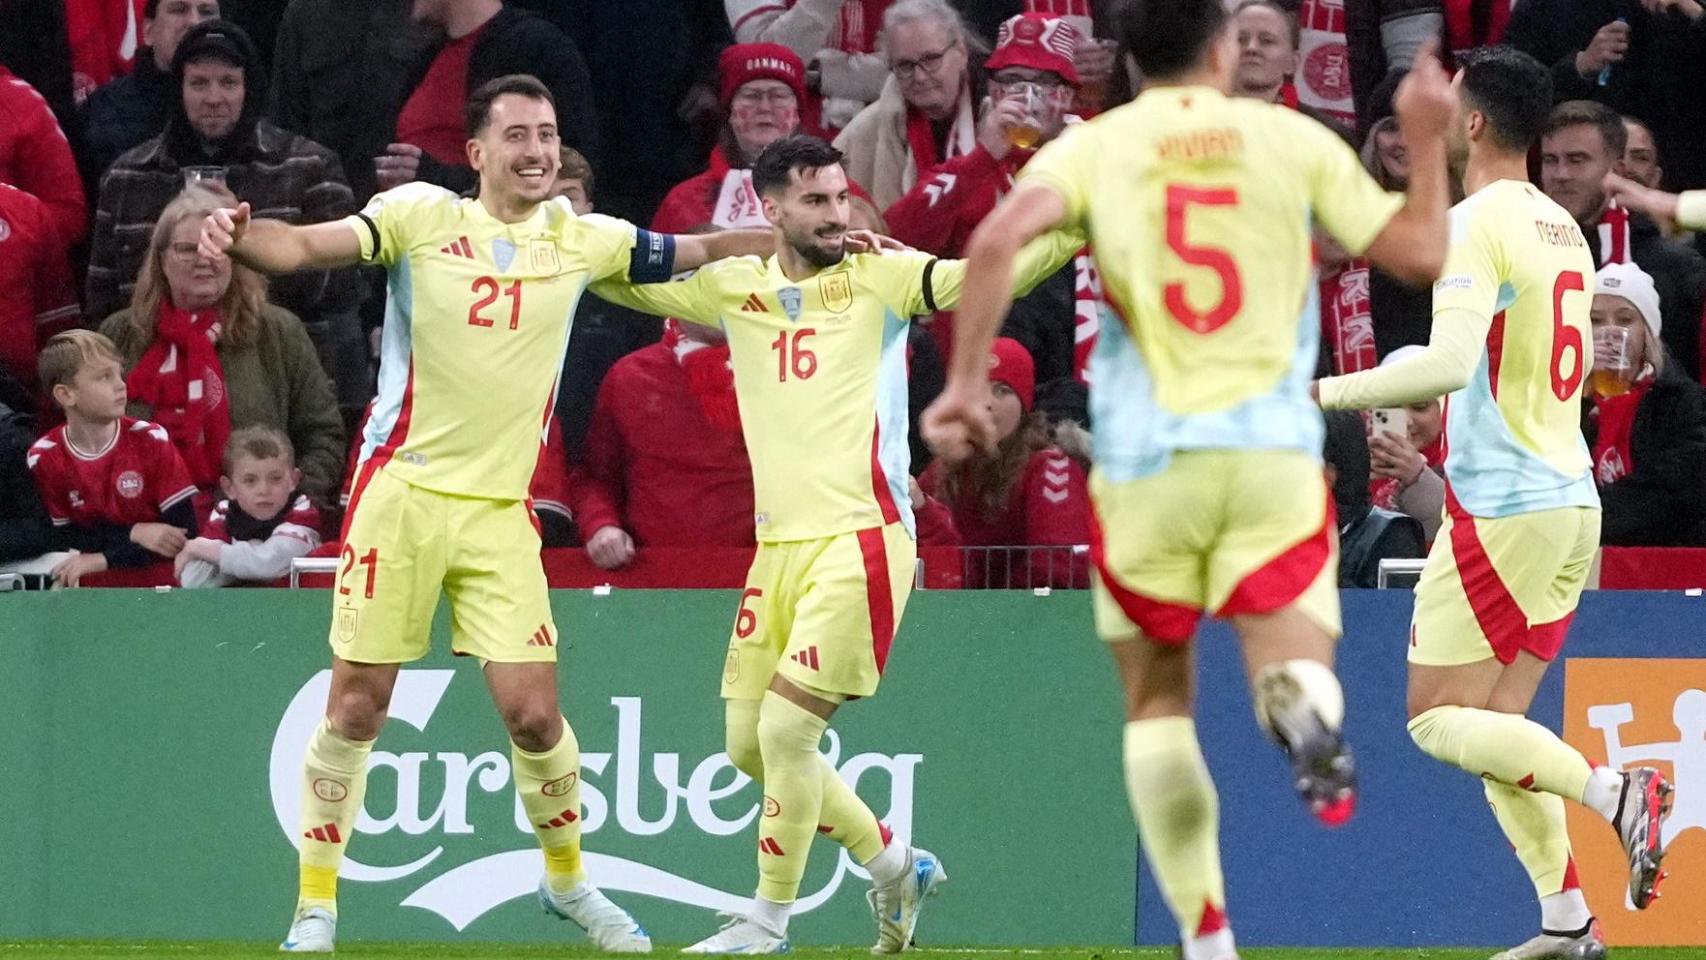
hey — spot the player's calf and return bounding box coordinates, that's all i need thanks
[1252,660,1356,826]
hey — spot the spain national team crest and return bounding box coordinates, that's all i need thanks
[492,238,517,272]
[529,239,560,274]
[778,287,803,323]
[819,273,852,313]
[1564,659,1706,944]
[335,607,358,644]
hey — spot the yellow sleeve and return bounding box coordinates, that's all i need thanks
[1300,115,1404,256]
[925,226,1087,311]
[1014,121,1094,229]
[1678,190,1706,231]
[575,210,644,282]
[588,259,731,327]
[1319,211,1498,409]
[343,182,445,267]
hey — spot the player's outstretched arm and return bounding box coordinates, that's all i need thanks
[1361,46,1453,285]
[199,202,361,274]
[1317,306,1486,409]
[1605,172,1704,231]
[671,229,773,272]
[922,182,1069,463]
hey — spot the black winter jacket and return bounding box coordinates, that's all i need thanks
[1585,363,1706,547]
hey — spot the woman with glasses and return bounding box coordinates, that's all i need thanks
[98,187,344,509]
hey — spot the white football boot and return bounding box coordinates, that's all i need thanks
[539,878,652,952]
[682,914,791,954]
[867,847,948,954]
[279,905,335,953]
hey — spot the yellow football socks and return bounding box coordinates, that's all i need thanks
[1407,705,1592,800]
[754,691,830,904]
[1123,717,1228,942]
[297,720,375,912]
[726,697,889,865]
[512,719,586,893]
[1484,779,1572,896]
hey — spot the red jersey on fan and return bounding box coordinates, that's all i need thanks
[26,418,197,529]
[0,183,80,401]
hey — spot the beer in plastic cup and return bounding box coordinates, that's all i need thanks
[1590,324,1635,397]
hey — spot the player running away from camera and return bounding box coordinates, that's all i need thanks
[1316,48,1676,960]
[922,0,1458,956]
[590,132,1084,954]
[199,73,791,954]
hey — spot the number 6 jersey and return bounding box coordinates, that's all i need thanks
[1321,180,1598,517]
[1018,87,1403,481]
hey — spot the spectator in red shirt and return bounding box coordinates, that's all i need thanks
[918,338,1089,587]
[373,0,600,195]
[63,0,147,104]
[26,330,197,586]
[651,44,815,233]
[0,182,81,406]
[0,63,87,250]
[176,424,323,586]
[570,319,756,570]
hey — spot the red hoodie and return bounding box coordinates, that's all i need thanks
[918,446,1090,587]
[569,342,756,547]
[0,67,88,250]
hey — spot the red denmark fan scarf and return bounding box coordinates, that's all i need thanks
[662,320,742,432]
[1590,374,1653,485]
[126,303,230,488]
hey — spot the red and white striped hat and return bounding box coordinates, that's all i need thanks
[985,13,1082,87]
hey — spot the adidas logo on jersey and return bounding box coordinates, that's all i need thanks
[788,646,820,671]
[740,293,766,313]
[440,236,475,259]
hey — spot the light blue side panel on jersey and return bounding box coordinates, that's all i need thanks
[877,308,916,538]
[1089,280,1326,483]
[1444,281,1598,516]
[359,255,415,465]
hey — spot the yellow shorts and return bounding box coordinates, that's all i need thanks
[330,465,556,664]
[1409,497,1599,666]
[1090,449,1340,644]
[721,523,915,701]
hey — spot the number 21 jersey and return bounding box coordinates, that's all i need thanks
[1019,87,1403,481]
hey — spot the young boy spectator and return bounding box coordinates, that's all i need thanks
[176,424,322,587]
[26,330,197,586]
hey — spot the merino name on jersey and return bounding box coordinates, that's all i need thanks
[1534,219,1587,249]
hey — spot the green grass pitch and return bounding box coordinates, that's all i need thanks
[3,945,1703,960]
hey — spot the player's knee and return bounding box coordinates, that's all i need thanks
[725,724,764,780]
[501,701,564,753]
[1406,705,1456,760]
[755,695,823,761]
[327,691,389,741]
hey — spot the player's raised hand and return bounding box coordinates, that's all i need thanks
[199,201,251,259]
[1392,41,1456,143]
[845,230,907,255]
[922,383,999,464]
[1604,171,1681,229]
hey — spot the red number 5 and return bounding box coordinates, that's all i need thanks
[1550,270,1586,400]
[1164,184,1243,334]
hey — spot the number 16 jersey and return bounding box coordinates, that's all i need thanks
[1019,87,1402,481]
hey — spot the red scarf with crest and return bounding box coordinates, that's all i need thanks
[126,303,230,488]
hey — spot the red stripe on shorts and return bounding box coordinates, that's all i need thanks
[1443,487,1529,664]
[1217,486,1337,617]
[857,527,896,673]
[340,362,415,542]
[1087,493,1201,643]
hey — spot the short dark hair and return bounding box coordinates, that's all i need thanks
[751,134,845,197]
[466,74,556,139]
[1118,0,1230,81]
[1234,0,1299,53]
[1622,114,1661,163]
[1457,46,1553,152]
[1544,99,1627,158]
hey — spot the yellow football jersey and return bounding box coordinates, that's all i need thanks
[591,232,1080,542]
[1020,87,1403,480]
[344,183,673,500]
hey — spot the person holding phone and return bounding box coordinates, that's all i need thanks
[1368,345,1447,542]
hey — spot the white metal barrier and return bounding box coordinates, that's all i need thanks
[289,556,339,589]
[1376,558,1428,590]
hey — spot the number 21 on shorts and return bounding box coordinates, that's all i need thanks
[339,544,378,599]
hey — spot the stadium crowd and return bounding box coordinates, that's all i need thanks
[2,0,1705,589]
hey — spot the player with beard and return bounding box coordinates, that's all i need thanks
[1317,48,1676,960]
[591,133,1083,954]
[198,74,795,954]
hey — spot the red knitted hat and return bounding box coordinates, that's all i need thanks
[719,43,807,107]
[988,338,1036,411]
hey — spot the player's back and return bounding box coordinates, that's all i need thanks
[1022,87,1402,480]
[1436,180,1597,516]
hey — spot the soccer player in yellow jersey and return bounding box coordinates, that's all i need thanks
[923,0,1460,956]
[197,75,790,954]
[589,134,1082,954]
[1317,49,1675,960]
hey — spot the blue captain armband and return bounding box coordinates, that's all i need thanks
[629,229,677,283]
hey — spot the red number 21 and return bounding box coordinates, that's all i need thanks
[1163,184,1243,334]
[468,276,523,329]
[339,544,378,599]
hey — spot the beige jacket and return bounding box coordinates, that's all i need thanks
[834,76,975,210]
